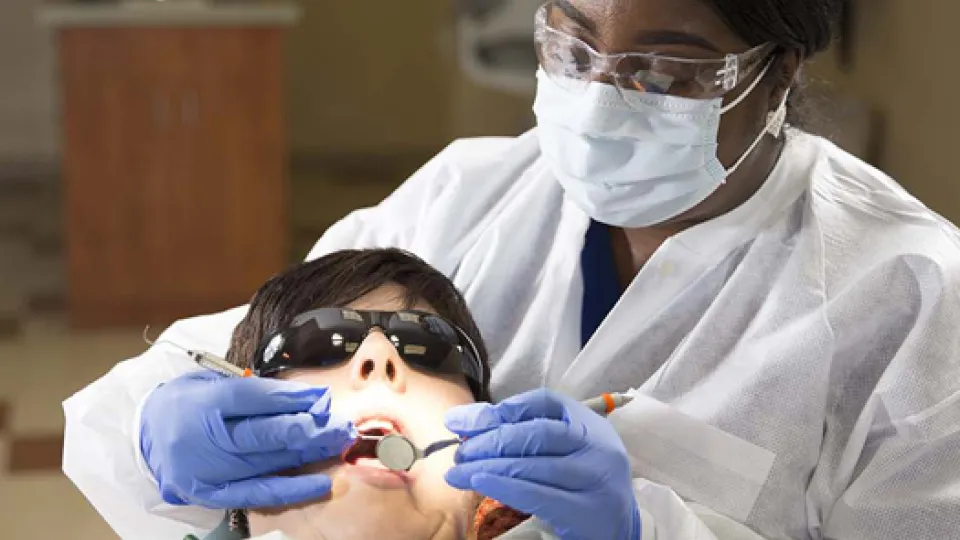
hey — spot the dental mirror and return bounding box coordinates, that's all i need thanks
[374,434,462,472]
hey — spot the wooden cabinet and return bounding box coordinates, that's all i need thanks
[57,27,290,328]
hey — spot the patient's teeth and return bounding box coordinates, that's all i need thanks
[356,419,397,433]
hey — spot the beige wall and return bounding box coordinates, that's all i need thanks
[283,0,454,154]
[447,74,533,139]
[805,3,958,222]
[281,0,532,154]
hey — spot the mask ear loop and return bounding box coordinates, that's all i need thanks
[720,57,775,114]
[724,88,791,177]
[765,89,790,138]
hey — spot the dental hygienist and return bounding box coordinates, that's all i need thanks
[64,0,960,539]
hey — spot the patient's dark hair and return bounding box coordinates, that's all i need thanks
[225,248,492,538]
[226,248,491,401]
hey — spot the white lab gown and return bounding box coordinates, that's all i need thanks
[62,129,960,540]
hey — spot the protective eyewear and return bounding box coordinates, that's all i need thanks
[253,308,486,396]
[534,2,775,102]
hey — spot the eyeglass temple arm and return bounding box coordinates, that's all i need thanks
[452,325,486,384]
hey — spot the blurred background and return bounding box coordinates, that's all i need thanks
[0,0,956,537]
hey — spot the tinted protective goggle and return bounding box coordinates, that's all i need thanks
[253,308,486,397]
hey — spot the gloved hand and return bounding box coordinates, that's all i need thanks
[140,371,354,509]
[444,388,641,540]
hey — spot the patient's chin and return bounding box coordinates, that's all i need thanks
[248,475,470,540]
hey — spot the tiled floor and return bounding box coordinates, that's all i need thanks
[0,155,422,538]
[0,329,147,538]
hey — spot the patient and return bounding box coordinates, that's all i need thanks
[219,248,529,540]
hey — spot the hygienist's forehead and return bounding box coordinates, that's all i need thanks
[558,0,752,53]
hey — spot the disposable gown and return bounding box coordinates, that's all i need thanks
[62,129,960,539]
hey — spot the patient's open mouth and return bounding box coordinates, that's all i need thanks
[342,430,384,464]
[341,417,415,488]
[342,418,402,466]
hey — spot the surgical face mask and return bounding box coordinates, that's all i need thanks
[532,62,789,228]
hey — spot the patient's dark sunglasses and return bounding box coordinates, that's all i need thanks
[253,308,485,393]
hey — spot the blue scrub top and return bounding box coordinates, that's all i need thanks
[580,220,622,348]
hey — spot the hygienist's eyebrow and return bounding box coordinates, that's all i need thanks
[553,0,721,53]
[553,0,597,33]
[632,30,721,53]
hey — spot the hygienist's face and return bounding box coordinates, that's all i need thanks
[552,0,800,223]
[557,0,778,174]
[247,284,479,540]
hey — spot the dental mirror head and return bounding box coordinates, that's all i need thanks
[376,434,420,472]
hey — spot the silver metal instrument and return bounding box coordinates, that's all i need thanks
[371,392,635,472]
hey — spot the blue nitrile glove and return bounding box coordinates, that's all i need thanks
[140,371,355,509]
[444,388,642,540]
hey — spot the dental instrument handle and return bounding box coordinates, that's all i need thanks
[581,393,633,417]
[191,351,253,378]
[141,327,252,378]
[421,437,462,458]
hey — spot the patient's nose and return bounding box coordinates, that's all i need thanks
[349,329,408,392]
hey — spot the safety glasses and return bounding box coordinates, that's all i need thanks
[253,308,486,396]
[534,1,775,102]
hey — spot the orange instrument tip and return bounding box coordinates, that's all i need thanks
[242,368,253,377]
[602,393,616,414]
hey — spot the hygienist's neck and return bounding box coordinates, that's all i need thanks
[613,135,787,278]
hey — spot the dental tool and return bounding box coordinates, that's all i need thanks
[581,392,634,416]
[370,434,462,472]
[143,326,253,378]
[370,392,635,472]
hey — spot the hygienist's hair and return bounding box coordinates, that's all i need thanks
[225,247,492,401]
[710,0,842,57]
[708,0,844,128]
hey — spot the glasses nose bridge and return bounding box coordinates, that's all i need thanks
[363,326,399,354]
[593,50,618,71]
[586,51,626,87]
